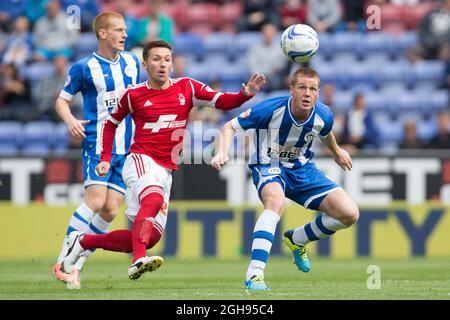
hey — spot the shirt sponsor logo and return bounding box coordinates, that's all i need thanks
[143,114,187,132]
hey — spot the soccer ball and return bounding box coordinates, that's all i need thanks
[281,24,319,63]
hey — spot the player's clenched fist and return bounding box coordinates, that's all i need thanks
[211,153,229,171]
[96,161,111,177]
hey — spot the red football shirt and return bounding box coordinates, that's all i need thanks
[100,77,253,170]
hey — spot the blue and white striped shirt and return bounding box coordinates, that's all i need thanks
[231,96,334,167]
[60,51,140,155]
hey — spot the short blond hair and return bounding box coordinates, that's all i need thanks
[92,12,124,39]
[290,67,321,87]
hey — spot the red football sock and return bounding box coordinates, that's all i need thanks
[79,228,163,254]
[80,230,133,253]
[132,189,164,262]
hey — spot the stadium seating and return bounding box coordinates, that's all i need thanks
[53,122,70,154]
[73,32,98,57]
[23,62,54,82]
[172,32,204,59]
[0,121,22,156]
[203,32,234,58]
[4,2,448,155]
[22,121,55,156]
[185,60,214,83]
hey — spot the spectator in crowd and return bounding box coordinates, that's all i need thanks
[410,0,450,60]
[342,93,379,149]
[307,0,342,33]
[398,118,425,149]
[24,0,47,27]
[248,22,288,91]
[59,0,100,32]
[238,0,280,32]
[0,29,6,60]
[33,0,79,62]
[31,56,68,121]
[172,55,187,78]
[115,0,140,50]
[427,111,450,149]
[0,63,31,121]
[335,0,366,32]
[322,83,344,142]
[0,0,27,32]
[133,0,175,47]
[279,0,307,30]
[2,16,32,68]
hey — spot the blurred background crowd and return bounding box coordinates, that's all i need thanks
[0,0,448,157]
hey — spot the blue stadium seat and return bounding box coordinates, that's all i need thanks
[173,32,204,59]
[417,119,436,141]
[309,53,328,69]
[393,31,419,53]
[203,32,234,58]
[333,51,358,66]
[0,142,19,156]
[428,90,449,112]
[215,62,249,84]
[411,60,445,82]
[317,32,334,58]
[363,52,391,66]
[22,121,54,155]
[53,122,69,153]
[185,61,215,83]
[361,32,394,55]
[23,62,54,81]
[333,91,355,114]
[313,62,340,86]
[350,82,377,94]
[345,63,377,88]
[332,32,363,55]
[0,121,22,155]
[204,53,231,69]
[378,119,403,144]
[365,91,390,113]
[232,32,262,59]
[73,32,98,56]
[264,90,290,100]
[394,90,422,111]
[378,81,409,93]
[380,60,409,83]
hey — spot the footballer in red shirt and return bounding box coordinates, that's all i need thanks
[62,40,266,280]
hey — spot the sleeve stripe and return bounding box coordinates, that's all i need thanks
[127,92,133,113]
[231,117,242,130]
[211,92,222,108]
[59,90,73,101]
[189,79,195,96]
[107,114,120,125]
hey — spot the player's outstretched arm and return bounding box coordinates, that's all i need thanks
[242,73,267,96]
[95,161,111,177]
[322,132,352,171]
[55,96,90,138]
[211,121,236,171]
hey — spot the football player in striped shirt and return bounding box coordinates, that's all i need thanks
[211,67,360,291]
[53,12,140,289]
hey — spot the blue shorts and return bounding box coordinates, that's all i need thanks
[250,162,341,210]
[82,152,127,195]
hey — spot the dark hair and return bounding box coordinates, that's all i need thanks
[290,67,321,87]
[142,40,173,61]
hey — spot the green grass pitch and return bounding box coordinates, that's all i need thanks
[0,256,449,300]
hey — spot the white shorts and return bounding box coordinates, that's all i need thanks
[122,153,172,234]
